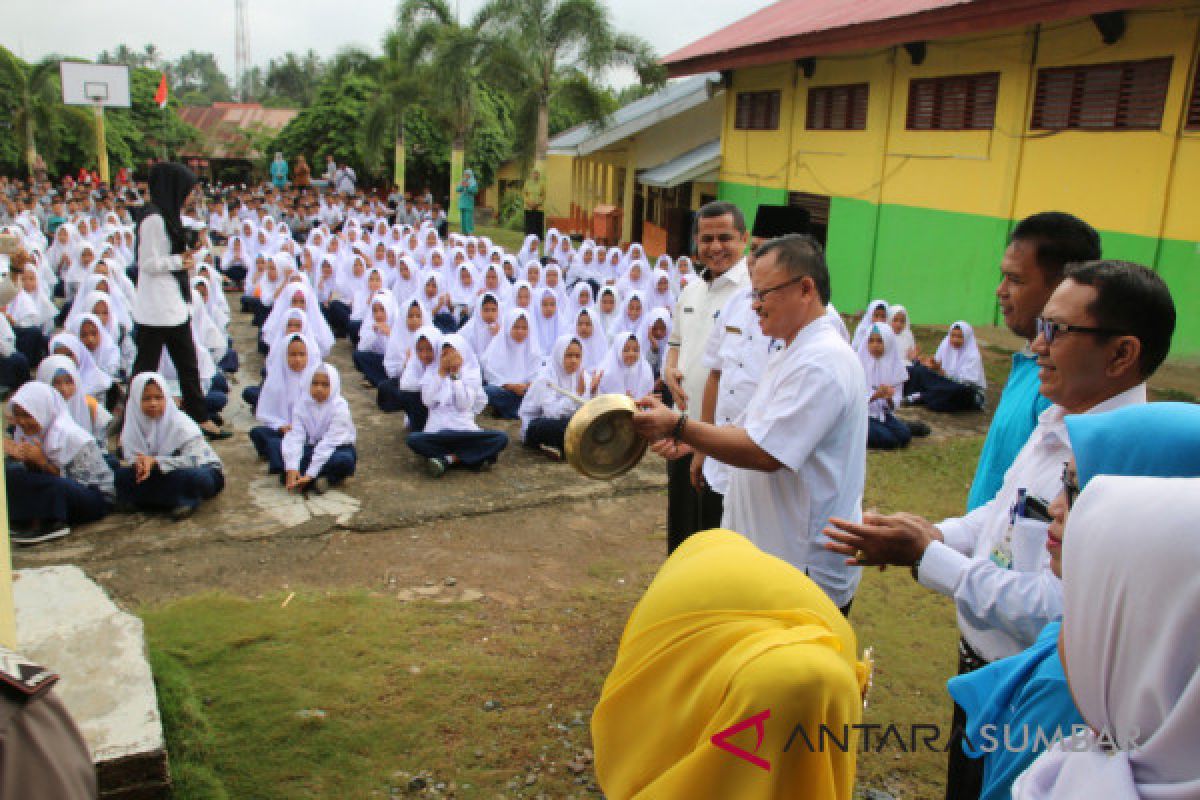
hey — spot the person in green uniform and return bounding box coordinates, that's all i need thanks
[456,169,478,234]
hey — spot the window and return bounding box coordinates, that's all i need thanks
[807,83,869,130]
[735,90,781,130]
[906,72,1000,130]
[1031,58,1173,131]
[1187,61,1200,130]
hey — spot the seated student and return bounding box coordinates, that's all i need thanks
[114,373,225,520]
[48,332,112,402]
[597,331,654,398]
[458,292,501,361]
[249,332,320,474]
[903,321,988,412]
[352,290,396,388]
[378,325,440,423]
[887,305,918,361]
[5,262,56,365]
[261,281,336,358]
[850,298,889,350]
[518,335,599,461]
[449,262,479,328]
[404,334,508,477]
[314,256,348,338]
[65,313,122,392]
[219,233,251,289]
[347,267,388,345]
[249,253,288,328]
[595,285,620,338]
[643,308,672,388]
[574,307,608,372]
[950,402,1200,800]
[157,331,230,428]
[282,363,357,494]
[482,309,541,420]
[592,529,870,800]
[4,382,115,544]
[420,273,457,334]
[35,355,111,448]
[530,288,565,354]
[325,253,366,337]
[0,311,30,390]
[857,324,912,450]
[193,275,239,374]
[1012,475,1200,799]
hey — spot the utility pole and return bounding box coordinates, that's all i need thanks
[235,0,251,101]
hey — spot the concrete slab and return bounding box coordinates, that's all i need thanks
[13,566,168,798]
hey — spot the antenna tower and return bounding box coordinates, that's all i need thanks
[235,0,251,100]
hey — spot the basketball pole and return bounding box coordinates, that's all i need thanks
[0,404,16,648]
[93,100,111,185]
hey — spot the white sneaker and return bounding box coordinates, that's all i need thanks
[10,526,72,546]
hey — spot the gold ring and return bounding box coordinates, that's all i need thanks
[855,550,868,563]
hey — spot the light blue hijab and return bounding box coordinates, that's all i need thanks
[949,402,1200,800]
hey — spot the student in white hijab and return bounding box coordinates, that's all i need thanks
[573,306,607,372]
[850,299,890,350]
[6,263,57,339]
[518,334,601,460]
[597,331,655,399]
[114,372,224,520]
[1012,475,1200,800]
[36,355,112,447]
[49,331,112,400]
[904,320,988,412]
[617,290,650,342]
[457,292,502,364]
[281,363,357,494]
[531,287,566,355]
[646,268,675,313]
[352,290,397,388]
[517,234,541,265]
[383,297,433,382]
[65,312,122,389]
[856,323,912,449]
[887,305,918,361]
[594,285,621,338]
[4,382,115,543]
[250,332,321,474]
[0,311,29,390]
[377,325,441,426]
[404,333,509,477]
[482,308,542,419]
[480,264,512,306]
[262,281,336,357]
[348,266,389,344]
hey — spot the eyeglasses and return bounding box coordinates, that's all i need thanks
[1036,317,1125,345]
[1062,462,1080,509]
[696,233,740,245]
[751,276,806,303]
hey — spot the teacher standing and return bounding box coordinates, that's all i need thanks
[132,162,226,438]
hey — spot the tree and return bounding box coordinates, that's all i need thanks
[97,44,149,68]
[172,50,234,105]
[361,28,421,188]
[264,50,324,107]
[0,49,90,178]
[270,73,379,182]
[477,0,664,176]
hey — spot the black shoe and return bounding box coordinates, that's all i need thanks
[906,419,932,438]
[425,457,447,479]
[170,505,196,521]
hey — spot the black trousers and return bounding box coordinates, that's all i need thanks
[132,320,209,425]
[945,638,988,800]
[666,453,725,555]
[524,210,545,238]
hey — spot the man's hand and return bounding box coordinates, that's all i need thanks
[823,512,944,567]
[632,394,681,442]
[690,453,707,491]
[663,367,687,411]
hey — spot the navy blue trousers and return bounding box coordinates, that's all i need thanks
[325,301,352,339]
[0,352,31,389]
[283,444,357,485]
[406,429,508,467]
[376,381,427,427]
[12,326,47,366]
[352,350,388,387]
[5,464,111,527]
[903,362,985,412]
[249,426,286,473]
[218,346,239,373]
[484,385,523,420]
[432,311,459,334]
[868,413,912,450]
[115,465,225,511]
[524,416,570,450]
[242,384,261,410]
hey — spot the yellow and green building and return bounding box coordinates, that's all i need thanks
[663,0,1200,355]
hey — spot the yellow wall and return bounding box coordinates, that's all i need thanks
[545,153,576,219]
[722,62,796,191]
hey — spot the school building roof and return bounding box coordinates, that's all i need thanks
[178,102,298,160]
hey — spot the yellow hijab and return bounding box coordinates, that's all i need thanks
[592,530,870,800]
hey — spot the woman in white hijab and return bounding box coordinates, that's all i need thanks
[378,324,441,425]
[4,382,115,543]
[457,292,501,365]
[856,323,912,449]
[531,287,566,355]
[249,332,321,474]
[904,320,988,412]
[646,268,675,313]
[352,289,398,388]
[1012,475,1200,800]
[114,372,224,520]
[573,306,608,372]
[887,305,918,361]
[597,331,655,399]
[482,307,543,419]
[517,234,541,265]
[518,334,601,460]
[36,355,112,447]
[850,299,889,350]
[281,363,357,494]
[262,280,336,358]
[64,312,123,388]
[49,331,112,400]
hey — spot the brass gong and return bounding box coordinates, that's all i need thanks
[563,393,648,480]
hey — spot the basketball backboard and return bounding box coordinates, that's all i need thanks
[60,62,131,108]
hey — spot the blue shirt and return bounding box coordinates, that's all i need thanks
[966,352,1052,510]
[947,621,1084,800]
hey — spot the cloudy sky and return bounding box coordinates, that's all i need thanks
[5,0,776,85]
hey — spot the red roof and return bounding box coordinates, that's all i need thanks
[178,102,298,160]
[663,0,1165,76]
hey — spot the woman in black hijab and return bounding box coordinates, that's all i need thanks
[131,162,229,438]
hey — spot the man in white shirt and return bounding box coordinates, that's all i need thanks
[660,201,750,553]
[824,259,1176,800]
[635,234,867,612]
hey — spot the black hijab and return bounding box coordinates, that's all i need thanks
[138,162,197,255]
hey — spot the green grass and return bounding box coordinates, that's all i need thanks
[142,436,984,799]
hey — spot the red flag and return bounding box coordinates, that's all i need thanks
[155,73,168,109]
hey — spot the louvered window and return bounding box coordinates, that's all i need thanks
[807,83,869,130]
[735,91,782,131]
[906,73,999,130]
[1031,58,1172,131]
[1186,60,1200,130]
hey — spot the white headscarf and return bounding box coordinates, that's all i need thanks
[35,354,110,444]
[851,299,890,350]
[65,312,122,380]
[598,331,654,398]
[482,308,542,386]
[855,323,908,421]
[50,331,112,396]
[532,287,566,354]
[263,281,335,356]
[1013,476,1200,800]
[457,292,501,362]
[290,363,354,445]
[887,305,916,359]
[573,307,607,371]
[255,332,321,429]
[121,372,204,457]
[8,382,94,467]
[935,320,987,388]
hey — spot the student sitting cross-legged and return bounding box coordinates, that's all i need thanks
[281,363,357,494]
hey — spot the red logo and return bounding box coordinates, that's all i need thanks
[711,709,772,771]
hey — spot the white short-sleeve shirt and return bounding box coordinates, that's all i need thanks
[669,258,749,411]
[721,313,868,608]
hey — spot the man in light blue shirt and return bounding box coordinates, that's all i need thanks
[966,212,1100,511]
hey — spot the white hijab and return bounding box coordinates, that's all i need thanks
[574,307,607,371]
[291,363,353,443]
[482,308,542,386]
[256,332,321,429]
[35,354,109,443]
[851,299,890,350]
[887,304,916,359]
[50,331,112,396]
[598,331,654,398]
[121,372,204,457]
[9,382,93,467]
[532,287,566,354]
[935,320,987,388]
[1013,476,1200,800]
[855,323,908,420]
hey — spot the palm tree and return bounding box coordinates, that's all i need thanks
[477,0,664,177]
[361,28,421,189]
[0,50,90,178]
[399,0,496,228]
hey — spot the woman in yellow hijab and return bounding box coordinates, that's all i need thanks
[593,529,870,799]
